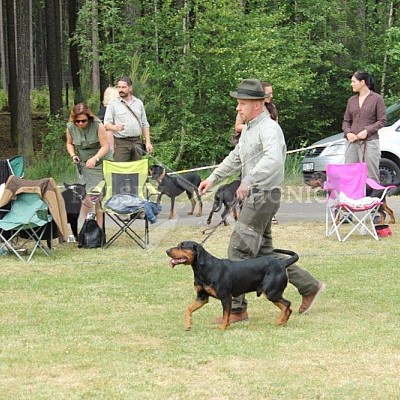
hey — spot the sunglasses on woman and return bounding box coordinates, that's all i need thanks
[75,117,88,124]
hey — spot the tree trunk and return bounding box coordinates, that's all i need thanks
[92,0,100,93]
[29,0,34,89]
[380,0,394,97]
[174,0,190,164]
[5,0,17,145]
[98,6,113,107]
[0,0,7,89]
[68,0,82,104]
[45,0,63,115]
[15,0,34,165]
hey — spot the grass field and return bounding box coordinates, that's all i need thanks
[1,218,400,399]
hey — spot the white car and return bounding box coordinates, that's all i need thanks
[302,100,400,184]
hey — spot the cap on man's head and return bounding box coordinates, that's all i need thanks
[230,79,266,99]
[118,76,133,86]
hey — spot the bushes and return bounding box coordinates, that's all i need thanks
[25,115,76,182]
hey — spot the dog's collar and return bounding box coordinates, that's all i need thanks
[157,168,166,183]
[68,185,86,201]
[73,189,86,201]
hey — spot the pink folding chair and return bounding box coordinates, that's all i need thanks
[324,162,394,241]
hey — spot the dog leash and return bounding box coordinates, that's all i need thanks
[72,160,85,178]
[200,198,241,245]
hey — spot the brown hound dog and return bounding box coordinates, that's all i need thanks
[149,165,203,219]
[166,241,299,331]
[307,171,400,225]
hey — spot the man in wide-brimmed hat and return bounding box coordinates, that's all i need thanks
[199,78,325,324]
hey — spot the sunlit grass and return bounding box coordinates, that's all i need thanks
[1,220,400,399]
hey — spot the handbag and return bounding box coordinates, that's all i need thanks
[78,214,104,248]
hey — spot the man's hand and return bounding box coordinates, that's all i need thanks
[145,142,153,153]
[198,179,212,196]
[236,182,250,201]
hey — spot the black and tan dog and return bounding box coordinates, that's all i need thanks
[206,180,241,225]
[166,241,298,331]
[62,182,86,239]
[307,171,400,225]
[19,182,86,247]
[149,165,203,219]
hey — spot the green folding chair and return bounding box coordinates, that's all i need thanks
[8,155,24,178]
[101,159,150,249]
[0,193,53,262]
[0,155,24,185]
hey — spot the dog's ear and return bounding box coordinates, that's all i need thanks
[79,184,87,195]
[193,242,206,265]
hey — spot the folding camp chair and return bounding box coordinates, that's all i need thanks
[102,159,151,249]
[0,155,24,184]
[324,162,394,241]
[0,193,53,261]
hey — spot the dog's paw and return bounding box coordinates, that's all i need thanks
[275,307,292,326]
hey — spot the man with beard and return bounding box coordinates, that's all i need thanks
[104,76,153,161]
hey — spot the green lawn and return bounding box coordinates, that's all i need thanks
[1,221,399,399]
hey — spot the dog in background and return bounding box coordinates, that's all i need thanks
[206,180,241,225]
[149,165,203,219]
[166,241,298,331]
[62,183,86,239]
[306,171,400,225]
[18,182,86,247]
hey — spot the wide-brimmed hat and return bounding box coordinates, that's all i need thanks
[230,79,266,99]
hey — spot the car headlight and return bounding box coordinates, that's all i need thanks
[320,143,346,157]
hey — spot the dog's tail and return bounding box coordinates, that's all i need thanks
[386,180,400,197]
[273,249,299,268]
[213,194,223,212]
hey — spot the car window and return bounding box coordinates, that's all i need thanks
[386,101,400,126]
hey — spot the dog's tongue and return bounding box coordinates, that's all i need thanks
[168,258,187,268]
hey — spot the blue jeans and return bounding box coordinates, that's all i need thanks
[143,201,161,224]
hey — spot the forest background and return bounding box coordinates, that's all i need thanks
[1,0,400,177]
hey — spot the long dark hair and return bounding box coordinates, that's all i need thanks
[353,70,376,92]
[261,82,278,121]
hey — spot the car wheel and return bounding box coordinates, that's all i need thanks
[379,158,400,184]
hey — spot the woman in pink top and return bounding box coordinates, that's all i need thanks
[342,70,386,182]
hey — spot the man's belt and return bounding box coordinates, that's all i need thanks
[252,187,280,194]
[116,136,141,141]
